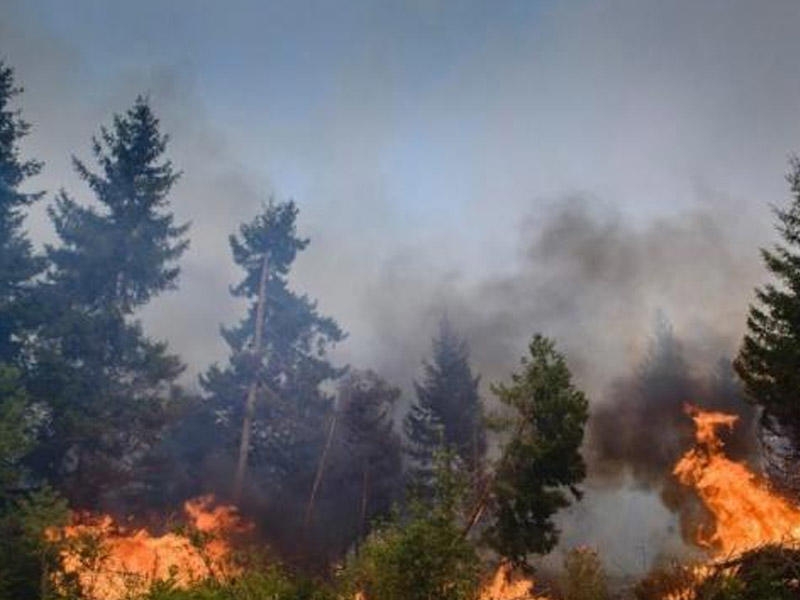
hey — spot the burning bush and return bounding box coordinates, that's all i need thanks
[636,544,800,600]
[692,543,800,600]
[47,496,251,600]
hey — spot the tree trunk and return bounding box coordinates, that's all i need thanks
[232,251,269,503]
[359,462,370,539]
[304,404,339,530]
[462,417,525,538]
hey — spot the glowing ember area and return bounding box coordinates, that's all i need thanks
[49,495,249,600]
[673,405,800,555]
[479,563,550,600]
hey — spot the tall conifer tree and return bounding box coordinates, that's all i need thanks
[735,157,800,438]
[0,62,44,364]
[404,318,485,486]
[479,335,588,568]
[29,97,188,506]
[201,200,345,504]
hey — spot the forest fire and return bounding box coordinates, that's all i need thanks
[657,405,800,599]
[479,563,549,600]
[674,405,800,555]
[47,495,250,600]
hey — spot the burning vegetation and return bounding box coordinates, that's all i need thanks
[4,24,800,600]
[673,406,800,555]
[638,406,800,600]
[48,496,249,600]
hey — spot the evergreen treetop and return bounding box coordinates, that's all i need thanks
[205,199,345,403]
[735,157,800,435]
[47,96,188,314]
[29,97,187,507]
[0,62,44,363]
[485,334,589,568]
[200,199,345,486]
[404,317,485,485]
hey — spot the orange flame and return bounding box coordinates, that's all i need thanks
[673,405,800,556]
[479,563,550,600]
[48,495,250,600]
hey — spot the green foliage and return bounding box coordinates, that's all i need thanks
[134,567,332,600]
[0,61,44,364]
[0,363,38,491]
[0,486,70,600]
[404,317,485,491]
[402,399,444,492]
[197,199,345,560]
[47,96,187,312]
[324,370,404,551]
[29,97,188,507]
[735,157,800,434]
[560,547,608,600]
[485,334,589,569]
[201,200,345,470]
[340,450,481,600]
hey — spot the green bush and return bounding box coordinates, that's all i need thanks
[0,486,70,600]
[141,568,333,600]
[339,451,482,600]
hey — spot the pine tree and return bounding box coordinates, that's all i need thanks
[28,97,188,506]
[201,199,345,506]
[403,399,444,490]
[403,318,485,487]
[481,334,589,569]
[340,370,404,541]
[735,157,800,438]
[0,62,44,364]
[0,365,37,493]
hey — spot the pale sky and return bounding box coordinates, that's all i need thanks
[3,0,799,391]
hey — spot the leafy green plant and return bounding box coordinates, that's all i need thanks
[340,450,482,600]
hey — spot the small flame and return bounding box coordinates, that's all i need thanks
[479,563,550,600]
[48,495,251,600]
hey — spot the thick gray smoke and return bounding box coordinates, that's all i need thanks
[360,196,765,391]
[354,196,770,573]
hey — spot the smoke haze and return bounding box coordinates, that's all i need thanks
[3,0,800,574]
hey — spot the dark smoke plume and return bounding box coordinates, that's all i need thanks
[358,196,767,571]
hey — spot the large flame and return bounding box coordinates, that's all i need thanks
[673,405,800,556]
[662,406,800,599]
[48,495,250,600]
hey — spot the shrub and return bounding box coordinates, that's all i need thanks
[560,547,608,600]
[339,451,482,600]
